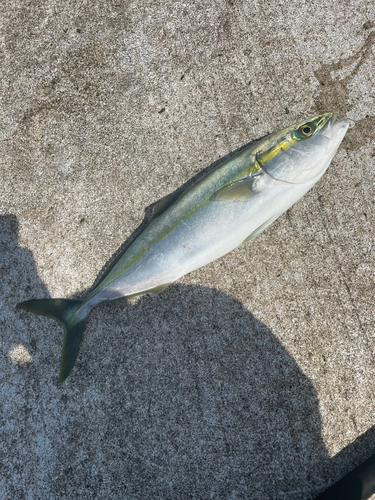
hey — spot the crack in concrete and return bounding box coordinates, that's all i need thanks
[313,29,375,150]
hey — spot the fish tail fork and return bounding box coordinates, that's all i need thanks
[17,298,86,383]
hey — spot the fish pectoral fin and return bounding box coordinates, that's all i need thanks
[242,213,281,244]
[151,191,183,220]
[211,177,257,202]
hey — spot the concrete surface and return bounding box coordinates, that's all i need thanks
[1,0,374,498]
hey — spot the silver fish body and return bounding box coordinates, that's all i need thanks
[81,114,348,313]
[85,174,316,308]
[17,113,349,381]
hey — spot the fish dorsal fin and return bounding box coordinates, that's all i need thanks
[94,237,137,287]
[95,192,182,288]
[211,177,258,202]
[151,191,182,220]
[242,213,281,244]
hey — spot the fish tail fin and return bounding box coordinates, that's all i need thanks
[17,298,87,383]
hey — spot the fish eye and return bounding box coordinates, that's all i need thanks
[298,124,315,138]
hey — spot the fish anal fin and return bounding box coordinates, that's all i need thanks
[124,283,171,299]
[151,191,182,220]
[211,177,257,202]
[147,283,170,297]
[242,214,281,244]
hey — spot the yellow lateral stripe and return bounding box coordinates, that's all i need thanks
[257,136,296,165]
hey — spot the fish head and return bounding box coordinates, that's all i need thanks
[256,113,349,184]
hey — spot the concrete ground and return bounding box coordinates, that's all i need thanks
[1,0,374,498]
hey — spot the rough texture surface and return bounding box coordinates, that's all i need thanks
[1,1,374,499]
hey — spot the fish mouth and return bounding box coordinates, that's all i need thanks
[331,117,349,141]
[319,115,349,142]
[319,115,335,139]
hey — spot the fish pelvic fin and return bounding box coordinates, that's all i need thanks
[17,298,86,383]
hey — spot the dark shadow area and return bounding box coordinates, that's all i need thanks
[1,212,374,500]
[0,215,54,379]
[313,427,375,499]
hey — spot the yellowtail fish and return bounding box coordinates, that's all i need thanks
[18,113,349,382]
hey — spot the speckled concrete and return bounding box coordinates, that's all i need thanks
[1,1,374,499]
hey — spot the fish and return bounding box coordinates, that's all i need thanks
[17,113,349,382]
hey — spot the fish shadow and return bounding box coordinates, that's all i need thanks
[75,284,329,499]
[2,212,375,500]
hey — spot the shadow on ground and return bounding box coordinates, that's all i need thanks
[1,213,373,500]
